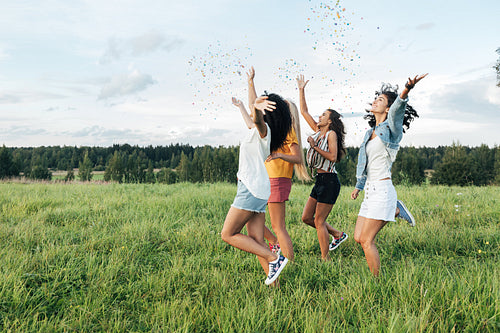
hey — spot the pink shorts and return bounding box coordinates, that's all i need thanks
[268,177,292,203]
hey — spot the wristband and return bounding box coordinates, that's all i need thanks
[405,82,414,90]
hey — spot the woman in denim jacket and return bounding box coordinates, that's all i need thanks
[351,74,427,276]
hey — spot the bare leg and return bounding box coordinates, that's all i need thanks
[301,196,317,228]
[264,225,278,245]
[246,212,271,274]
[268,202,294,261]
[354,216,387,276]
[302,197,342,238]
[221,207,277,263]
[313,202,335,260]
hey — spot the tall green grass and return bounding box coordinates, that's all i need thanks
[0,182,498,332]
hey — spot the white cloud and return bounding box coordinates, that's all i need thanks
[130,31,183,56]
[416,23,435,30]
[0,91,65,104]
[66,125,142,140]
[429,76,500,120]
[99,31,183,64]
[486,85,500,105]
[99,37,122,64]
[162,127,233,146]
[405,117,497,147]
[1,125,48,137]
[0,94,21,104]
[98,70,156,100]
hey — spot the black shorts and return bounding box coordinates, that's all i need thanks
[310,172,341,205]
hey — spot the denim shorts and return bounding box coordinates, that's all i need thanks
[231,180,268,213]
[358,179,397,221]
[310,172,341,204]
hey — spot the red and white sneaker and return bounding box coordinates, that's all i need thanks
[329,232,348,251]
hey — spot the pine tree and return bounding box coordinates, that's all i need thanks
[104,151,125,183]
[335,154,356,186]
[494,146,500,185]
[470,144,495,185]
[65,165,75,182]
[156,167,178,184]
[177,152,190,182]
[78,151,93,181]
[431,143,474,186]
[0,145,19,178]
[145,160,156,183]
[495,47,500,87]
[392,147,425,185]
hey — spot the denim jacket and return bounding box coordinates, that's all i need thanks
[355,95,408,191]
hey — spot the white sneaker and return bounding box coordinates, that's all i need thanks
[397,200,415,227]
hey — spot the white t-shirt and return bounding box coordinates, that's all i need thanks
[365,135,392,182]
[236,124,271,200]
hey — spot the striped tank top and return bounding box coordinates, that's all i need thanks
[306,130,337,173]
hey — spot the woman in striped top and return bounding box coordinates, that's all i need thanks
[297,74,348,261]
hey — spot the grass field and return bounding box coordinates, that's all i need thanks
[0,182,498,332]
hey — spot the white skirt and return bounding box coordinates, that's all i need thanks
[358,179,397,222]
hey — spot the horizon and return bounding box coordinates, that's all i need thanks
[3,141,498,149]
[1,0,499,148]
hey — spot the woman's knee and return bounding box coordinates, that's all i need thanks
[271,221,288,235]
[354,233,362,244]
[220,229,232,243]
[302,214,313,225]
[314,218,326,229]
[356,236,373,249]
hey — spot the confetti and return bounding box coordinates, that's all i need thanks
[188,40,253,118]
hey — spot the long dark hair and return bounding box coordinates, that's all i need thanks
[364,83,419,133]
[326,109,346,161]
[263,93,292,153]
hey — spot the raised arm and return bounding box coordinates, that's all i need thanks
[252,96,276,138]
[247,66,258,107]
[400,73,428,99]
[232,97,255,129]
[388,73,428,135]
[297,74,319,132]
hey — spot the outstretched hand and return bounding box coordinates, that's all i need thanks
[406,73,428,90]
[231,97,243,108]
[247,66,255,81]
[296,74,309,89]
[254,96,276,113]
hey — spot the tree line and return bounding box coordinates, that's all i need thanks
[0,143,499,186]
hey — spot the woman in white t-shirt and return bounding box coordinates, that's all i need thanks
[351,74,427,276]
[221,93,293,285]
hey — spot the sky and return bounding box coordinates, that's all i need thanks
[1,0,499,148]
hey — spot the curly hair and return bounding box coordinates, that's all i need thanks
[326,109,346,161]
[364,83,419,133]
[263,93,292,153]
